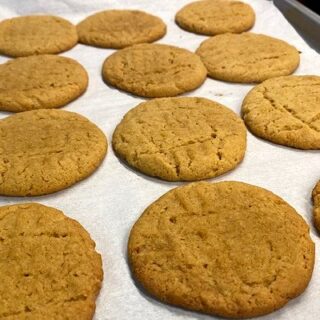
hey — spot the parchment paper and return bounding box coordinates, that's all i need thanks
[0,0,319,319]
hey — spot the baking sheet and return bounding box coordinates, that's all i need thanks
[274,0,320,52]
[0,0,319,319]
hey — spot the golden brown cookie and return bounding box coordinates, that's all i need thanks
[102,43,207,97]
[0,15,78,57]
[0,109,107,196]
[196,33,300,83]
[175,0,255,35]
[242,76,320,149]
[77,10,166,49]
[0,202,103,319]
[312,180,320,232]
[128,181,315,318]
[0,55,88,112]
[113,97,246,181]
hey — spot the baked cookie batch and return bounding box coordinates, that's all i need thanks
[0,1,318,319]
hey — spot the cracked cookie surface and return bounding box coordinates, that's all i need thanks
[0,15,78,57]
[175,0,255,35]
[77,10,166,49]
[0,109,107,196]
[196,33,299,83]
[128,181,315,318]
[0,203,103,320]
[312,181,320,232]
[0,55,88,112]
[242,76,320,149]
[113,97,246,181]
[102,43,207,97]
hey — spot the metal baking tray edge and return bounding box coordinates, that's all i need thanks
[274,0,320,52]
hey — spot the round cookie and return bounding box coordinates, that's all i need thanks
[0,15,78,57]
[0,203,102,319]
[0,109,107,196]
[102,43,207,97]
[77,10,166,49]
[175,0,255,35]
[0,55,88,112]
[128,181,315,318]
[312,180,320,232]
[242,76,320,149]
[196,33,300,83]
[113,97,246,181]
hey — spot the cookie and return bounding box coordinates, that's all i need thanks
[196,33,300,83]
[0,109,107,196]
[77,10,166,49]
[0,55,88,112]
[242,76,320,149]
[128,181,315,318]
[102,43,207,97]
[175,0,255,35]
[312,180,320,232]
[0,15,78,57]
[0,203,102,319]
[113,97,246,181]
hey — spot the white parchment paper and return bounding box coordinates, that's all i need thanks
[0,0,319,319]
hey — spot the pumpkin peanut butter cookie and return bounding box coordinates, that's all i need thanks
[0,203,103,319]
[0,55,88,112]
[77,10,166,49]
[102,43,207,97]
[113,97,246,181]
[242,75,320,149]
[312,180,320,232]
[176,0,255,36]
[0,109,107,196]
[0,15,78,57]
[196,33,299,83]
[128,181,315,318]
